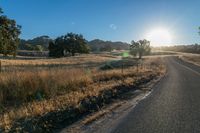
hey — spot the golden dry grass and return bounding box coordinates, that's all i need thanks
[0,54,117,67]
[0,54,165,131]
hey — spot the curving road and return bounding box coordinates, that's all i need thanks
[112,56,200,133]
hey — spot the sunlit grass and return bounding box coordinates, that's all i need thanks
[0,54,165,131]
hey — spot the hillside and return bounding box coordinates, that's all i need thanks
[19,36,52,51]
[158,44,200,54]
[88,39,130,52]
[19,37,130,52]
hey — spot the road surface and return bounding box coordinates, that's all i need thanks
[112,56,200,133]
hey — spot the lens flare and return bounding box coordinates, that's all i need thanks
[146,28,172,46]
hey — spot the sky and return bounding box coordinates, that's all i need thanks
[1,0,200,45]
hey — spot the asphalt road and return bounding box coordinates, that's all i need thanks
[112,56,200,133]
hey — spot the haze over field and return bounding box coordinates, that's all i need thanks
[1,0,200,46]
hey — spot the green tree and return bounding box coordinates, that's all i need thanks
[48,41,64,57]
[130,39,151,59]
[63,33,89,56]
[48,33,90,57]
[0,7,21,57]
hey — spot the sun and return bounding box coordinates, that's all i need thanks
[146,28,172,47]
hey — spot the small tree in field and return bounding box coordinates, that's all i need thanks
[130,39,151,59]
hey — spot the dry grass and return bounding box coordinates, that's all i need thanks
[0,54,117,67]
[0,54,165,132]
[0,54,119,72]
[180,55,200,66]
[0,68,93,106]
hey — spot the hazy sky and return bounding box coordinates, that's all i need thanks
[1,0,200,45]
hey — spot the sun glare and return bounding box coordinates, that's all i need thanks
[146,28,172,47]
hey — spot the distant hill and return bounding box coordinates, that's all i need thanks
[159,44,200,54]
[19,37,130,52]
[88,39,130,52]
[19,36,52,51]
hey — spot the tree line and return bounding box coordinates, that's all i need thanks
[48,36,151,58]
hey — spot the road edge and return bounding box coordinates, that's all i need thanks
[61,71,167,133]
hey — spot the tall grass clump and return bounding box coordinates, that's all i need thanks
[0,68,93,107]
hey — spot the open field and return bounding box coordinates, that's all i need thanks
[0,54,119,72]
[0,54,165,132]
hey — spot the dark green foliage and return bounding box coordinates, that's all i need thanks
[130,39,151,59]
[48,41,64,57]
[48,33,90,57]
[0,7,21,56]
